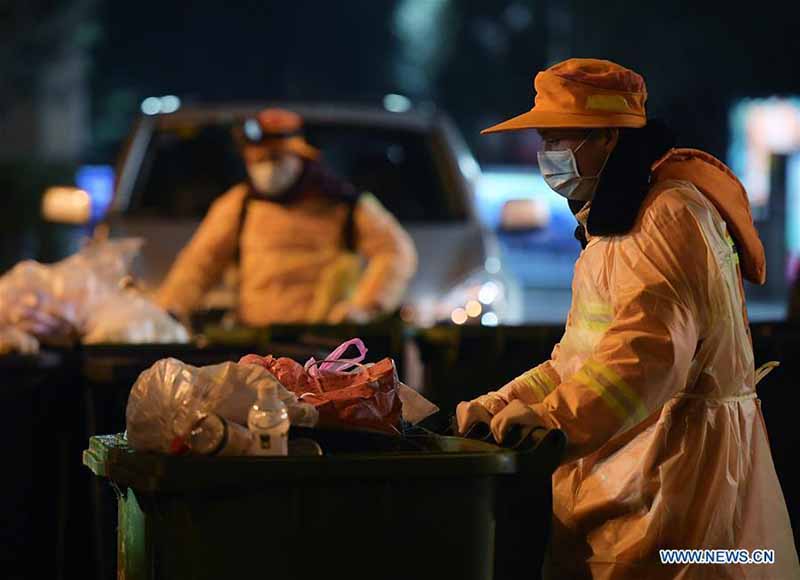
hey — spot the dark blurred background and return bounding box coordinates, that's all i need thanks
[3,0,800,315]
[6,0,800,162]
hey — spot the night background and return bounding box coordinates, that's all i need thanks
[4,0,800,292]
[4,0,799,165]
[3,1,800,578]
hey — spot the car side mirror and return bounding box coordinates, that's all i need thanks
[499,198,550,233]
[41,186,92,225]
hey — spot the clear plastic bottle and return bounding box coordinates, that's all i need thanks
[247,381,290,456]
[188,413,257,456]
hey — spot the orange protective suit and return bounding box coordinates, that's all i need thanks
[477,149,799,579]
[156,184,417,326]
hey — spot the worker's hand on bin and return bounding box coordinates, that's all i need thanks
[456,392,510,436]
[456,399,497,436]
[490,399,543,446]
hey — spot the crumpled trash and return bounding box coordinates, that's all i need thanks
[126,357,318,454]
[396,382,440,425]
[0,239,188,350]
[240,338,439,428]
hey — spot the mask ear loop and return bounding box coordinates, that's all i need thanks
[574,129,613,180]
[561,129,613,203]
[572,129,595,154]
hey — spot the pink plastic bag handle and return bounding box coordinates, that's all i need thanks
[305,338,368,376]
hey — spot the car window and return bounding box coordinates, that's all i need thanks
[127,120,468,222]
[303,124,467,221]
[128,124,246,219]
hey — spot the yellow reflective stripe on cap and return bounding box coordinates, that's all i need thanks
[574,360,649,424]
[586,94,632,113]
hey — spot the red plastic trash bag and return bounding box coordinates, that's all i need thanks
[303,356,403,434]
[240,339,432,435]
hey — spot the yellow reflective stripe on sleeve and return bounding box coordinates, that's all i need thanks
[725,233,741,265]
[582,303,613,315]
[575,302,613,333]
[573,368,629,422]
[573,360,649,424]
[517,366,559,401]
[538,368,558,392]
[581,319,612,332]
[725,233,735,248]
[519,373,547,400]
[585,360,649,423]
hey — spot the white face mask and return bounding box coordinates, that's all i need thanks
[537,132,609,201]
[247,156,303,196]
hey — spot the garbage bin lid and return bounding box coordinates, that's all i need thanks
[83,433,523,494]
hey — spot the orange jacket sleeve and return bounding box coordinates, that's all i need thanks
[349,194,418,313]
[156,185,247,315]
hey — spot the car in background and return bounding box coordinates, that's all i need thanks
[475,165,581,290]
[43,102,525,327]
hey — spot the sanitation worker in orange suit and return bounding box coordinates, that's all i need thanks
[157,108,417,326]
[457,58,800,579]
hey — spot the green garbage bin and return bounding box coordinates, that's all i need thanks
[84,429,565,580]
[78,341,328,580]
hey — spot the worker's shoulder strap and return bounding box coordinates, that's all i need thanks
[233,187,254,266]
[234,189,361,265]
[342,194,360,253]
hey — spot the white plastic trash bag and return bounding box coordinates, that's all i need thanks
[82,290,189,344]
[126,358,318,454]
[0,239,188,349]
[0,239,142,327]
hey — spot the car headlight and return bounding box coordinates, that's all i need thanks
[435,272,513,326]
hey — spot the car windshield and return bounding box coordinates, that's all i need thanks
[127,119,468,222]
